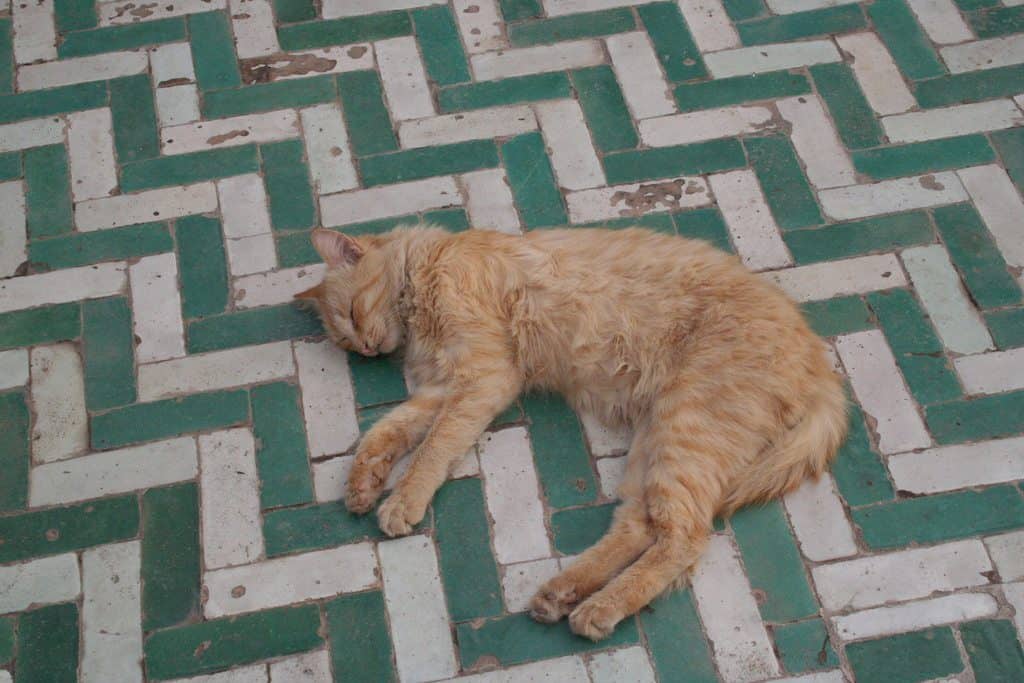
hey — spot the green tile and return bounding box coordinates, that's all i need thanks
[551,503,615,555]
[831,404,895,506]
[0,495,138,563]
[145,605,322,680]
[956,0,998,8]
[189,11,242,90]
[0,302,81,349]
[142,483,201,630]
[203,75,335,118]
[773,619,839,673]
[723,0,768,21]
[278,12,412,50]
[262,139,317,231]
[802,296,874,338]
[439,72,572,112]
[926,391,1024,443]
[638,2,706,81]
[522,393,597,507]
[738,4,865,45]
[251,382,314,510]
[731,501,818,622]
[325,591,396,683]
[673,208,733,252]
[785,212,934,264]
[934,203,1022,309]
[357,402,397,434]
[349,353,408,407]
[914,64,1024,108]
[434,478,503,621]
[59,17,186,57]
[745,135,823,230]
[187,304,323,353]
[91,390,249,450]
[640,588,717,683]
[509,9,634,46]
[0,391,29,512]
[362,140,499,187]
[176,214,229,319]
[992,127,1024,192]
[24,144,73,239]
[847,627,962,683]
[853,135,996,180]
[502,132,567,228]
[0,81,106,124]
[0,151,20,180]
[969,5,1024,37]
[961,619,1024,682]
[500,0,542,20]
[571,65,638,152]
[810,63,884,150]
[853,485,1024,549]
[82,297,136,410]
[338,70,399,155]
[55,0,97,32]
[16,603,79,683]
[675,69,811,112]
[868,0,945,80]
[263,501,389,556]
[0,19,11,94]
[413,5,471,85]
[121,146,259,191]
[110,74,160,163]
[456,611,639,668]
[603,138,746,184]
[985,307,1024,349]
[29,222,171,270]
[274,0,315,23]
[423,207,470,231]
[0,615,13,665]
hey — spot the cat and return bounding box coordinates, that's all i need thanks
[296,224,847,641]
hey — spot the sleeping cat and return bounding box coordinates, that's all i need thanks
[296,225,846,641]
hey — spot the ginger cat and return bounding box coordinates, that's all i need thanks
[297,225,846,641]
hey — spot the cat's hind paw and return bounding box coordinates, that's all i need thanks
[569,598,622,641]
[376,493,417,537]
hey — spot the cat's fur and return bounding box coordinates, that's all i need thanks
[297,225,847,640]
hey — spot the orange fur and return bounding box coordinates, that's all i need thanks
[299,225,847,640]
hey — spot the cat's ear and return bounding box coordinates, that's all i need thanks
[311,228,364,267]
[293,282,325,300]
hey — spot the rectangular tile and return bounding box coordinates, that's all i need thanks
[510,8,634,46]
[300,103,358,194]
[162,111,298,155]
[141,483,201,630]
[251,382,314,509]
[203,75,335,118]
[566,178,710,224]
[636,1,706,81]
[0,82,106,124]
[784,474,858,562]
[262,139,317,231]
[0,181,26,279]
[605,31,675,120]
[704,39,840,78]
[188,11,241,90]
[29,343,87,464]
[914,64,1024,109]
[138,342,294,401]
[398,104,536,149]
[263,501,390,556]
[739,3,866,45]
[472,39,603,81]
[640,105,775,147]
[278,12,412,50]
[413,5,471,85]
[958,164,1024,279]
[551,503,615,555]
[869,0,945,80]
[16,603,79,683]
[186,304,323,353]
[360,139,499,187]
[18,51,146,90]
[438,72,571,112]
[571,65,638,152]
[847,627,963,683]
[603,138,746,184]
[710,169,792,271]
[854,135,995,180]
[502,131,567,227]
[320,175,460,226]
[198,428,264,569]
[882,100,1024,143]
[24,144,72,238]
[0,553,79,615]
[818,173,967,220]
[0,495,139,563]
[1,251,120,311]
[337,70,398,155]
[810,62,885,150]
[926,390,1024,443]
[744,135,823,230]
[832,593,998,641]
[785,212,933,265]
[836,32,915,115]
[60,16,186,57]
[110,74,160,163]
[81,540,143,683]
[324,591,395,683]
[294,339,359,458]
[764,253,907,301]
[0,302,81,350]
[889,436,1024,495]
[640,588,718,683]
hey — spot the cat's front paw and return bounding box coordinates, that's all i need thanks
[529,578,579,623]
[569,598,622,641]
[376,493,421,537]
[345,478,382,515]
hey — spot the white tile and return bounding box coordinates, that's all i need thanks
[1005,582,1024,644]
[149,42,196,85]
[129,253,186,364]
[535,99,605,190]
[711,169,793,271]
[67,108,118,201]
[566,177,711,224]
[818,173,967,220]
[171,664,268,683]
[230,0,279,58]
[502,558,562,613]
[784,474,858,562]
[811,539,993,611]
[81,541,142,683]
[0,671,10,683]
[0,554,80,614]
[834,330,931,453]
[138,342,295,401]
[18,51,147,90]
[156,85,202,126]
[677,0,740,52]
[12,0,57,64]
[479,427,552,563]
[30,343,89,464]
[233,264,328,309]
[606,32,675,120]
[596,455,627,498]
[461,168,521,234]
[544,0,647,14]
[767,0,858,11]
[956,348,1024,395]
[832,593,998,641]
[776,95,856,189]
[312,448,478,502]
[472,40,604,81]
[162,110,300,155]
[836,33,916,115]
[691,535,780,682]
[320,176,460,225]
[217,174,271,239]
[958,165,1024,273]
[269,650,332,683]
[0,181,26,279]
[322,0,444,18]
[888,436,1024,495]
[204,544,377,617]
[452,0,507,54]
[587,646,657,683]
[882,100,1024,143]
[436,656,589,683]
[985,530,1024,582]
[907,0,974,45]
[76,183,218,231]
[764,254,907,302]
[300,104,358,195]
[902,245,994,355]
[199,428,265,569]
[294,339,360,458]
[31,437,198,506]
[399,105,537,149]
[0,117,65,153]
[98,0,226,24]
[241,45,375,83]
[639,106,777,146]
[379,535,459,682]
[376,36,434,121]
[0,261,127,313]
[226,233,277,276]
[764,673,845,683]
[705,40,841,78]
[0,349,29,390]
[580,412,631,457]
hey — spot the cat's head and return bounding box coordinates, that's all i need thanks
[295,229,404,357]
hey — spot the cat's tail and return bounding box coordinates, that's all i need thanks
[719,379,848,515]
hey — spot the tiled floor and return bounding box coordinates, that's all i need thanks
[1,0,1024,681]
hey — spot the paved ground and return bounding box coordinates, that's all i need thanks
[1,0,1024,681]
